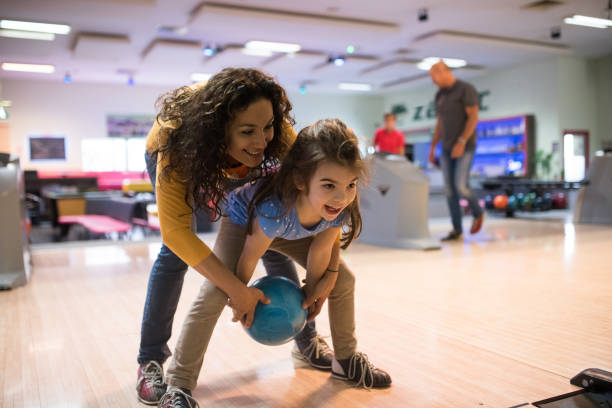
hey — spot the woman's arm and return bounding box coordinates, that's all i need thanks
[153,146,269,323]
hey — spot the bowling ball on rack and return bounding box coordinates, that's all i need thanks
[484,195,494,210]
[522,193,535,211]
[542,192,553,211]
[516,193,526,210]
[507,195,518,211]
[553,192,568,209]
[534,196,544,211]
[493,194,509,210]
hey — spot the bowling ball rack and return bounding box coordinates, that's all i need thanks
[480,178,585,217]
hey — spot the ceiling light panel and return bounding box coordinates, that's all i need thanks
[0,19,70,34]
[0,29,55,41]
[2,62,55,73]
[338,82,372,91]
[564,15,612,29]
[245,41,301,53]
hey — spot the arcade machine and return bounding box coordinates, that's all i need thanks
[0,156,31,289]
[574,154,612,225]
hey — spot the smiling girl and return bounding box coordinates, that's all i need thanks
[160,118,392,407]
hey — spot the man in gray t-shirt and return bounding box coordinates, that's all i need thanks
[428,61,484,241]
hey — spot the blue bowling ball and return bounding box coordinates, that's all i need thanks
[516,193,525,210]
[542,192,553,211]
[507,195,518,211]
[244,276,307,346]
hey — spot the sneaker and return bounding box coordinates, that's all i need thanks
[292,335,334,371]
[331,352,392,389]
[158,387,199,408]
[136,361,167,405]
[441,230,462,241]
[470,213,485,234]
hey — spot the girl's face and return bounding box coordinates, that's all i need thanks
[226,98,274,168]
[297,160,359,224]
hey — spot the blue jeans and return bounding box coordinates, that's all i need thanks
[137,153,314,364]
[439,148,483,234]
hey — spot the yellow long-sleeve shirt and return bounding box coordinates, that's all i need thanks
[146,117,296,267]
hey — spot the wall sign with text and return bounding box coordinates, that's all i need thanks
[392,90,491,122]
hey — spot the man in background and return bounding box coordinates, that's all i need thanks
[373,112,405,156]
[428,61,484,241]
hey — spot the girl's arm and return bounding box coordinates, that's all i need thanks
[237,217,273,284]
[303,227,342,321]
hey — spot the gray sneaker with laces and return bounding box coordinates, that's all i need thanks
[331,352,392,389]
[158,387,199,408]
[292,334,334,370]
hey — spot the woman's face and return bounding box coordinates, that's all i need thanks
[226,98,274,168]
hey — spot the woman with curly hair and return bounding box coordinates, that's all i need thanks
[159,119,391,408]
[136,68,333,405]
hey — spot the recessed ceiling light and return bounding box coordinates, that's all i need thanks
[1,62,55,73]
[0,29,55,41]
[0,19,71,35]
[338,82,372,91]
[244,41,301,53]
[564,15,612,29]
[202,46,216,56]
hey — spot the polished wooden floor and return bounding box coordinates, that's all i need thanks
[1,216,611,407]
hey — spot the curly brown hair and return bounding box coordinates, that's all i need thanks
[153,68,294,220]
[246,118,367,249]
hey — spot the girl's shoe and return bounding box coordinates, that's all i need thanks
[292,334,334,370]
[331,352,392,389]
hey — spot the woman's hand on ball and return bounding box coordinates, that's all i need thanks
[230,287,270,328]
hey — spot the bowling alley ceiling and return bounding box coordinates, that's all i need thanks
[1,0,611,93]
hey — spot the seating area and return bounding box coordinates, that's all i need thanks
[25,170,159,243]
[58,215,131,235]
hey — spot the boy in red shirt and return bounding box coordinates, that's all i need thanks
[373,112,405,155]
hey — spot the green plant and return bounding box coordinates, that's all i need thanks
[535,149,555,180]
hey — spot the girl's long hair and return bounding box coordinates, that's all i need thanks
[246,118,367,249]
[153,68,294,220]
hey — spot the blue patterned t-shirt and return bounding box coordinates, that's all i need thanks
[226,179,347,239]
